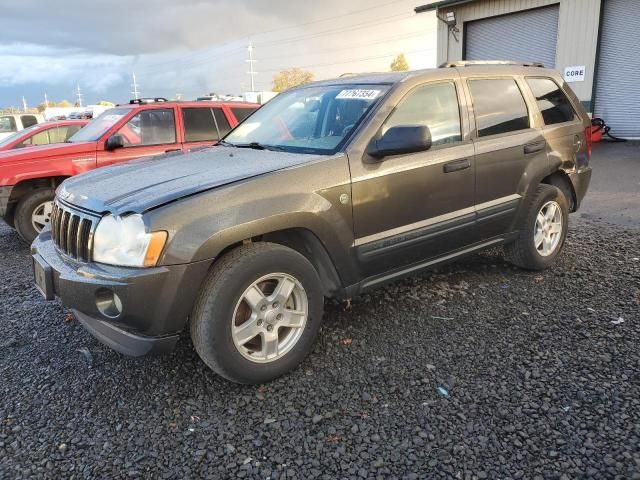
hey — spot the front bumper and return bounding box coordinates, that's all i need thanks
[568,167,592,210]
[31,230,212,356]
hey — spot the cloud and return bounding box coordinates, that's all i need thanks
[0,0,357,56]
[0,46,129,92]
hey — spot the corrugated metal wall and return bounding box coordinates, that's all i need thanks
[433,0,601,106]
[465,5,560,67]
[593,0,640,138]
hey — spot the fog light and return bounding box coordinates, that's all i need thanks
[95,288,123,318]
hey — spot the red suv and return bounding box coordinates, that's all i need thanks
[0,98,258,242]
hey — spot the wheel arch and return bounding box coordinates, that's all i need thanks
[541,170,576,212]
[208,227,345,299]
[4,176,68,226]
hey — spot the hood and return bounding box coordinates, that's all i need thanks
[0,141,95,162]
[59,146,326,215]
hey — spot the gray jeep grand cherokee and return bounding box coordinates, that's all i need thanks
[32,62,592,384]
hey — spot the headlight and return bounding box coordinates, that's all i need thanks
[93,214,167,267]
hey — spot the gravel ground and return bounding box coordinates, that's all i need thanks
[1,217,639,479]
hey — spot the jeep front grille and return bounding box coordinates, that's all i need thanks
[50,200,99,262]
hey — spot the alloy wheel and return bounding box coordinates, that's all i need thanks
[534,200,563,256]
[231,273,308,363]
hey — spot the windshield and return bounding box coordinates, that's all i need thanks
[0,124,40,147]
[224,84,390,154]
[68,108,130,142]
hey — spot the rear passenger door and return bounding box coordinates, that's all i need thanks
[181,107,220,151]
[467,77,548,239]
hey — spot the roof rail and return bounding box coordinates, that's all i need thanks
[440,60,545,68]
[129,97,169,104]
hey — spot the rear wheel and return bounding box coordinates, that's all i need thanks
[505,184,568,270]
[14,188,55,243]
[191,242,324,384]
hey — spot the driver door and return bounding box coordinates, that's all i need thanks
[349,80,476,278]
[97,107,180,167]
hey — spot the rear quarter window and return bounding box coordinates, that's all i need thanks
[468,78,530,137]
[231,107,257,123]
[526,77,577,125]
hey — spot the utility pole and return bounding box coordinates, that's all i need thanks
[75,84,83,107]
[44,93,49,108]
[22,96,28,112]
[131,72,141,100]
[246,41,257,92]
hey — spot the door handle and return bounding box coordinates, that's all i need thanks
[524,142,546,154]
[443,159,471,173]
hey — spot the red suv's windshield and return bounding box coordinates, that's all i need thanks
[68,108,130,143]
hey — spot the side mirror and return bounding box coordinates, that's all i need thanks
[105,134,125,151]
[367,125,432,160]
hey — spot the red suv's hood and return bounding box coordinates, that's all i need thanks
[0,142,96,162]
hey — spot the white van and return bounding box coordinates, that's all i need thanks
[0,113,45,140]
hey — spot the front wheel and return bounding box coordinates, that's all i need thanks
[505,184,569,270]
[14,188,55,243]
[190,242,324,384]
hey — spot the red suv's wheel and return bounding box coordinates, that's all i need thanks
[14,188,55,243]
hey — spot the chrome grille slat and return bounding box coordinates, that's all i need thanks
[51,199,99,263]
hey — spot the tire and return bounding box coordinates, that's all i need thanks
[14,188,55,243]
[505,184,569,271]
[191,242,324,384]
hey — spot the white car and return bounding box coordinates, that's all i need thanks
[0,113,45,140]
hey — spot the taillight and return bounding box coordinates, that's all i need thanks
[584,126,592,160]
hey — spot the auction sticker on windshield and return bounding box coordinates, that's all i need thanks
[336,89,381,100]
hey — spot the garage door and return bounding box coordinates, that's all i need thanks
[465,6,560,68]
[594,0,640,138]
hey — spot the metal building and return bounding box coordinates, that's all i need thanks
[415,0,640,138]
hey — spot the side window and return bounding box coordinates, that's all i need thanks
[18,130,50,147]
[182,108,219,142]
[213,108,231,137]
[469,79,530,137]
[117,108,176,147]
[526,78,577,125]
[231,107,257,124]
[21,115,38,128]
[45,125,81,144]
[382,82,462,146]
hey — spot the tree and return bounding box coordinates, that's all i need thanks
[97,100,115,107]
[56,100,72,108]
[390,54,410,72]
[272,68,314,93]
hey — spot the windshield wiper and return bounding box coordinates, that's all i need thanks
[217,140,236,148]
[234,142,287,152]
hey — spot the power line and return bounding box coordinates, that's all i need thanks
[134,0,412,73]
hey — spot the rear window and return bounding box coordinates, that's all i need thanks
[0,116,17,133]
[526,78,577,125]
[231,107,257,123]
[213,108,231,137]
[468,79,530,137]
[182,108,219,142]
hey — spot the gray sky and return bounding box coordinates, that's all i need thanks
[0,0,436,107]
